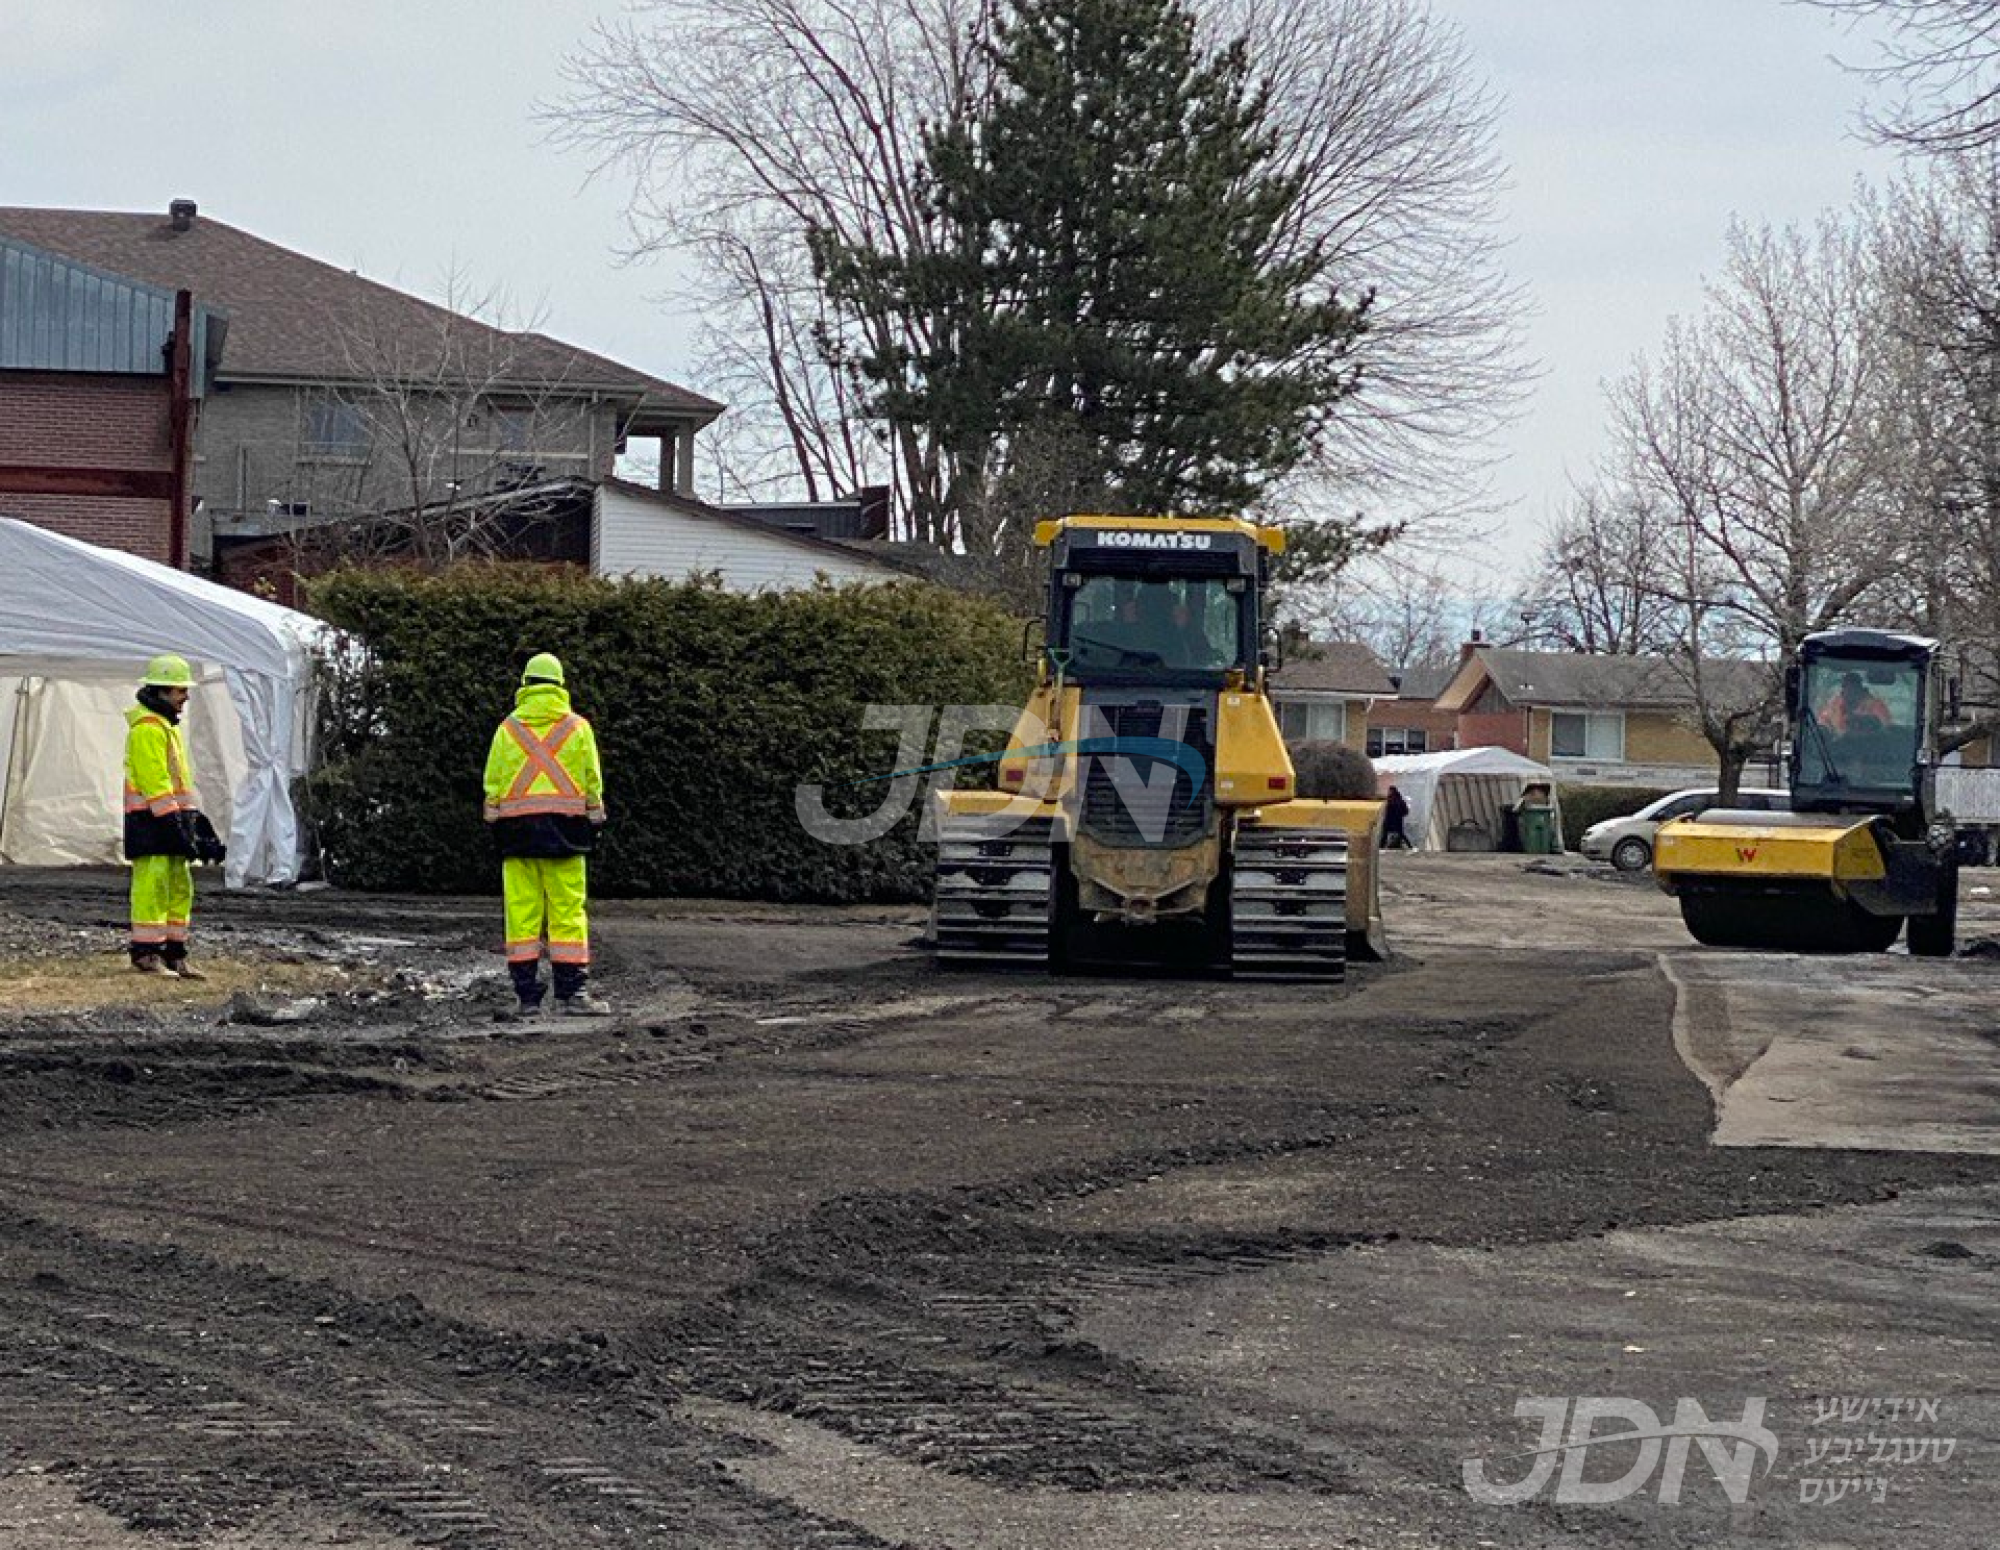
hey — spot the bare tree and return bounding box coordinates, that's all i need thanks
[1224,0,1523,530]
[1289,559,1472,668]
[1614,217,1896,664]
[1517,484,1682,655]
[551,0,997,546]
[1804,0,2000,152]
[1572,217,1897,798]
[550,0,1520,552]
[1865,149,2000,732]
[285,273,591,565]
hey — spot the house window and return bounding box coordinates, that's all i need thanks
[1367,726,1428,758]
[1278,699,1346,745]
[303,398,369,458]
[491,406,534,452]
[1550,710,1625,761]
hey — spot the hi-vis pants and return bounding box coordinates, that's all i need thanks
[503,857,590,998]
[131,855,193,962]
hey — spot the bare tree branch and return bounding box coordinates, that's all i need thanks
[279,271,586,567]
[1803,0,2000,151]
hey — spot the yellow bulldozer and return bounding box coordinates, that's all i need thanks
[1654,628,1959,955]
[931,514,1384,977]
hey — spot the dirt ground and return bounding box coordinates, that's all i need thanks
[0,857,1996,1547]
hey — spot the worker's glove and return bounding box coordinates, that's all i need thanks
[189,813,229,866]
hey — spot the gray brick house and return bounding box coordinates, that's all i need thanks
[0,201,721,571]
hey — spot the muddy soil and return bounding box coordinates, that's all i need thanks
[0,859,1995,1546]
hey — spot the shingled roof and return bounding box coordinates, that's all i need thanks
[1271,639,1398,697]
[1438,647,1773,712]
[1386,662,1454,700]
[0,204,721,428]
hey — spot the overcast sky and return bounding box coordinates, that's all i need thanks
[4,0,1907,572]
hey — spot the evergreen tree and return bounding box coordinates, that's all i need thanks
[814,0,1370,553]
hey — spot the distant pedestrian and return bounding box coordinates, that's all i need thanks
[1383,784,1411,850]
[123,654,226,977]
[483,652,610,1018]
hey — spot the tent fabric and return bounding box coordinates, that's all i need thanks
[0,518,322,886]
[1373,747,1564,853]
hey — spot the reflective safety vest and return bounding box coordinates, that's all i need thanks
[124,708,194,818]
[482,689,605,825]
[1821,693,1891,733]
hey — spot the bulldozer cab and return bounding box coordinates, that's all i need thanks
[1789,630,1937,816]
[1041,519,1268,687]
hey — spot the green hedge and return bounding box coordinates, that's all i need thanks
[1557,784,1671,850]
[303,567,1032,901]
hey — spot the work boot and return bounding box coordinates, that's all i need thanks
[557,992,613,1018]
[132,953,172,976]
[168,961,208,982]
[499,999,545,1023]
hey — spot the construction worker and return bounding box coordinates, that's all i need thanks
[1821,671,1893,734]
[123,654,226,977]
[482,652,610,1018]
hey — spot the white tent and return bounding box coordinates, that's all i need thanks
[1373,747,1563,853]
[0,518,323,887]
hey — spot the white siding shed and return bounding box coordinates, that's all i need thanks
[592,480,905,591]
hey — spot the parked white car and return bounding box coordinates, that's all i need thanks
[1580,787,1791,872]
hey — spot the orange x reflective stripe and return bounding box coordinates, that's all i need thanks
[493,716,588,817]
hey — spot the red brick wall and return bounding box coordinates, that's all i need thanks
[0,492,175,564]
[1372,700,1462,752]
[1457,708,1531,755]
[0,372,177,563]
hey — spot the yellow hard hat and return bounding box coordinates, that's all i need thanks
[143,654,195,688]
[521,652,566,686]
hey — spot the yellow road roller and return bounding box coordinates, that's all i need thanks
[931,514,1385,978]
[1654,628,1958,955]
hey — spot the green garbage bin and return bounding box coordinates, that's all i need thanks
[1516,803,1557,855]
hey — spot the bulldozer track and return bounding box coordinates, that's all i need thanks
[1229,826,1348,979]
[0,1175,693,1307]
[0,1260,892,1549]
[932,814,1057,965]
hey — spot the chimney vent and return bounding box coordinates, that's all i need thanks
[169,199,197,232]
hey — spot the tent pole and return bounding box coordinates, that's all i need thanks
[0,678,37,858]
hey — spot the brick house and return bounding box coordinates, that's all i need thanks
[0,235,227,565]
[1369,662,1459,758]
[1268,640,1398,753]
[1436,644,1778,787]
[0,201,721,573]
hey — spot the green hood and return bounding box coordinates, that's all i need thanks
[512,682,574,728]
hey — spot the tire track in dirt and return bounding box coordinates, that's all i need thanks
[0,1240,891,1549]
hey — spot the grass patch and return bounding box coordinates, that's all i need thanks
[0,953,349,1013]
